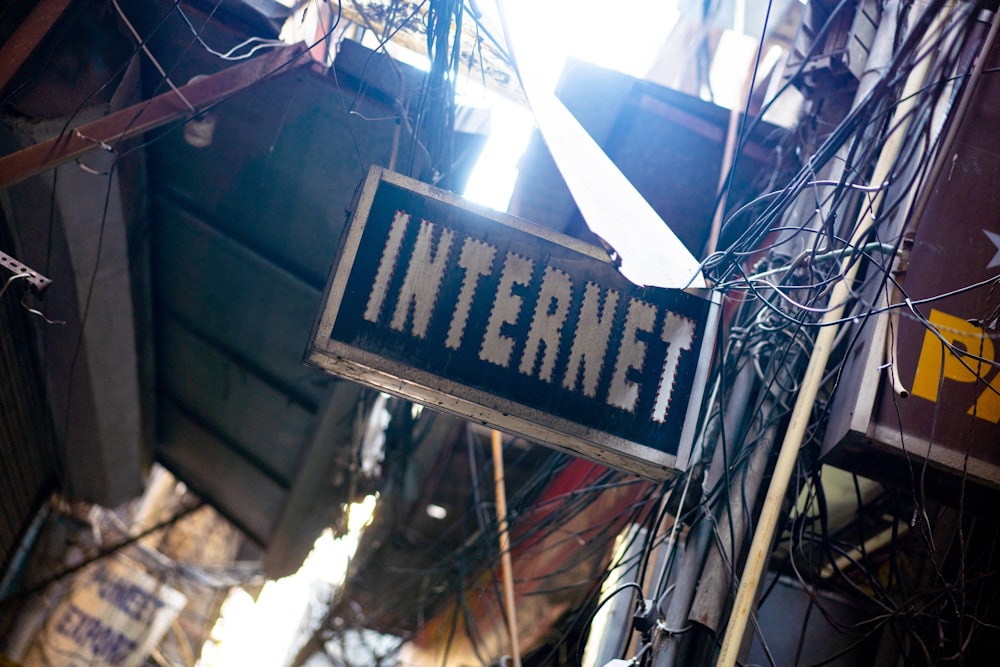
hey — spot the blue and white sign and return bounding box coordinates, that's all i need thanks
[27,558,186,667]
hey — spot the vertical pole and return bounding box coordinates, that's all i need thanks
[492,429,522,667]
[705,0,750,257]
[654,363,755,667]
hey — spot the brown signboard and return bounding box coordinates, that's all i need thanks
[307,167,718,479]
[823,37,1000,492]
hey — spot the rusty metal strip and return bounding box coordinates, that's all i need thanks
[0,0,75,96]
[0,45,307,190]
[0,250,51,293]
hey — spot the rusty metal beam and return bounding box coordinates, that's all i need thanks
[0,0,74,96]
[0,45,307,190]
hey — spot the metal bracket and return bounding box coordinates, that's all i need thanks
[0,250,51,294]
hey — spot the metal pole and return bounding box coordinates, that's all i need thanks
[652,516,712,667]
[653,363,756,667]
[583,525,649,666]
[687,420,776,633]
[705,0,749,257]
[492,429,522,667]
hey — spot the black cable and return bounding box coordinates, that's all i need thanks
[714,0,775,254]
[0,500,203,607]
[576,581,646,667]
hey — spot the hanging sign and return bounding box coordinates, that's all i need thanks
[25,557,186,667]
[307,167,718,479]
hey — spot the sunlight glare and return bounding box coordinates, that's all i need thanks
[199,496,379,666]
[462,0,682,212]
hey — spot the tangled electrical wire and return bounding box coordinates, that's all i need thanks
[290,395,667,667]
[9,0,1000,665]
[627,2,1000,666]
[307,2,1000,665]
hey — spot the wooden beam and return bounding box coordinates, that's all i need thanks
[0,45,307,190]
[0,0,74,96]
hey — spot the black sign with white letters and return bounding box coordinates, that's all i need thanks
[308,168,718,479]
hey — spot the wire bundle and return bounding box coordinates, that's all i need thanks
[637,2,1000,665]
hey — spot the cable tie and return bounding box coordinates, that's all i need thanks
[73,129,113,152]
[655,619,690,635]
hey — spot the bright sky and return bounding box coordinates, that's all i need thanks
[200,496,377,666]
[462,0,683,212]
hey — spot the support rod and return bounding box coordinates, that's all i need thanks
[705,0,749,257]
[0,45,305,189]
[492,429,521,667]
[654,363,755,667]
